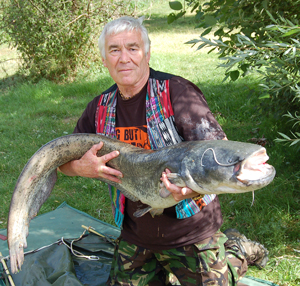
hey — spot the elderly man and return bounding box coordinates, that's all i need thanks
[59,16,268,285]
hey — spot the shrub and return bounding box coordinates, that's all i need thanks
[168,0,300,145]
[0,0,135,81]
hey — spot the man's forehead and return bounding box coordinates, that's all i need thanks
[105,30,143,46]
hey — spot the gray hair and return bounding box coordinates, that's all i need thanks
[98,16,151,59]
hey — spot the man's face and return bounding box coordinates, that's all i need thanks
[102,30,150,91]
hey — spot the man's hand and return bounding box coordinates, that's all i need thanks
[58,142,123,183]
[160,169,197,201]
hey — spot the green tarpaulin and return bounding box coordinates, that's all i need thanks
[0,203,278,286]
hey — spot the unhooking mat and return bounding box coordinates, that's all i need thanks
[0,202,278,286]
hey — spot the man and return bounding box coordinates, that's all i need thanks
[59,16,268,285]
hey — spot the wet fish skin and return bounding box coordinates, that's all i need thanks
[7,133,276,273]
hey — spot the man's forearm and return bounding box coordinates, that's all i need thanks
[57,160,79,177]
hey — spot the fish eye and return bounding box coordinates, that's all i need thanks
[229,156,242,165]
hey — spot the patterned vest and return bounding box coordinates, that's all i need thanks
[95,69,216,228]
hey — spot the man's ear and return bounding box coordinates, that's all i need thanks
[102,57,107,67]
[146,47,151,64]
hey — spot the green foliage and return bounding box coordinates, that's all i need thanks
[168,0,300,146]
[167,1,186,24]
[275,112,300,148]
[0,0,134,81]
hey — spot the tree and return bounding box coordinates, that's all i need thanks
[168,0,300,146]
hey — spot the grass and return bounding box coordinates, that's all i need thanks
[0,1,300,285]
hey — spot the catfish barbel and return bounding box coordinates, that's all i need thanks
[7,133,275,273]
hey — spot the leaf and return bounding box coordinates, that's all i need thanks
[195,22,206,29]
[196,42,208,50]
[204,15,217,26]
[259,84,271,90]
[265,10,277,23]
[191,2,200,13]
[167,13,177,24]
[265,24,278,30]
[201,27,212,37]
[278,132,291,140]
[282,28,300,37]
[259,94,271,99]
[169,1,183,11]
[199,37,218,46]
[222,73,230,83]
[185,39,200,45]
[290,139,300,146]
[195,11,204,21]
[283,48,292,56]
[229,70,239,81]
[240,64,249,73]
[207,46,217,54]
[214,27,224,37]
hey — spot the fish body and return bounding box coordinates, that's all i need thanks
[7,134,275,273]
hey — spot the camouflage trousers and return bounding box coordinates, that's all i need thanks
[107,230,248,286]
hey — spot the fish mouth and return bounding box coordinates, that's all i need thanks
[234,148,276,186]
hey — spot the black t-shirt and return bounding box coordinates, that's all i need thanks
[74,70,226,250]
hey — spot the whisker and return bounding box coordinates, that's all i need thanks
[251,191,255,207]
[201,148,240,167]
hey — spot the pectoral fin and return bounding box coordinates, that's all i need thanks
[149,208,164,217]
[133,206,152,217]
[133,207,164,218]
[166,173,186,187]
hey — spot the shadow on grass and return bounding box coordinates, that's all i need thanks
[145,13,199,34]
[0,73,27,91]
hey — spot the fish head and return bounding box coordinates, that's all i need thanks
[181,140,276,194]
[231,146,276,190]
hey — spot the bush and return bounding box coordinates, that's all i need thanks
[0,0,135,81]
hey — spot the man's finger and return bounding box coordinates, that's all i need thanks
[100,165,123,179]
[91,142,104,155]
[99,172,122,184]
[161,172,181,193]
[101,150,120,163]
[181,187,195,196]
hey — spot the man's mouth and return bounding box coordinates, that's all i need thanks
[119,68,132,72]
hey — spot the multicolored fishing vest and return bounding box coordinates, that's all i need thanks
[95,69,216,228]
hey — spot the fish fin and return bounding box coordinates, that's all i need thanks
[133,206,152,217]
[159,184,172,198]
[167,173,186,187]
[149,208,164,217]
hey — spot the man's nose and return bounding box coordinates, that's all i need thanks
[119,50,130,63]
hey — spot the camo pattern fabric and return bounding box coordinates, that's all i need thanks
[107,230,248,286]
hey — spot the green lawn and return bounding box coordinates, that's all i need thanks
[0,1,299,285]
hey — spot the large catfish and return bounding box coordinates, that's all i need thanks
[7,134,275,273]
